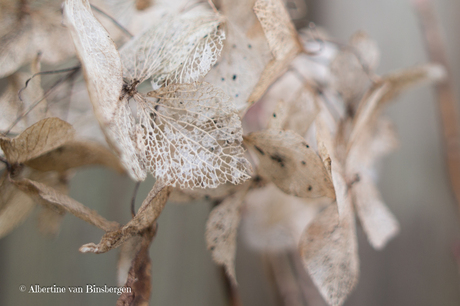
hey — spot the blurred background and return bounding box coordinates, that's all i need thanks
[1,0,460,305]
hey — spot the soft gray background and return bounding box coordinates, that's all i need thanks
[1,0,460,305]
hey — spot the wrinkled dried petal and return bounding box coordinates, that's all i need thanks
[0,118,75,164]
[206,185,249,284]
[245,129,335,199]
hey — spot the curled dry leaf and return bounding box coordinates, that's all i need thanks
[299,198,359,306]
[65,0,145,181]
[0,118,75,164]
[11,178,119,232]
[80,182,172,254]
[25,141,125,174]
[245,129,335,199]
[142,82,252,189]
[205,184,250,284]
[119,10,225,89]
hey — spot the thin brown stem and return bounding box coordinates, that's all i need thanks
[219,266,243,306]
[5,67,80,135]
[266,252,305,306]
[130,182,141,218]
[413,0,460,214]
[90,4,133,38]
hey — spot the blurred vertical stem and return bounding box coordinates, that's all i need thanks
[219,266,243,306]
[413,0,460,214]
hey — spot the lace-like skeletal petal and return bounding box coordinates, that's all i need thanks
[65,0,146,181]
[142,83,252,188]
[119,12,225,88]
[253,0,301,60]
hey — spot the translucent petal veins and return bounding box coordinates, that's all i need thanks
[119,11,225,88]
[65,0,146,181]
[143,83,251,188]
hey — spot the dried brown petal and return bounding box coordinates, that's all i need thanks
[247,55,297,106]
[299,196,359,306]
[246,0,302,107]
[267,99,288,130]
[25,141,125,174]
[32,170,69,236]
[245,130,335,199]
[0,118,75,164]
[330,31,380,104]
[0,173,35,238]
[242,183,323,252]
[80,182,172,254]
[350,64,445,146]
[205,185,249,284]
[267,85,319,135]
[12,178,119,232]
[377,63,445,107]
[253,0,302,60]
[351,174,399,250]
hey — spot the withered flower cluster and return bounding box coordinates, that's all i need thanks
[0,0,444,305]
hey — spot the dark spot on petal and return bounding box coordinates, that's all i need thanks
[308,185,312,191]
[273,113,276,118]
[270,154,284,166]
[232,74,237,80]
[254,145,265,155]
[301,161,306,165]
